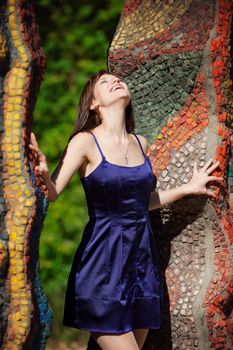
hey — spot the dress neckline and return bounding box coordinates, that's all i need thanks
[81,156,149,181]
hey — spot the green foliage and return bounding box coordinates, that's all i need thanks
[34,0,124,344]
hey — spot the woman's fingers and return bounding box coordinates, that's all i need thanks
[193,159,220,177]
[206,175,224,182]
[29,143,45,163]
[204,160,220,175]
[29,144,38,152]
[205,189,216,197]
[202,157,214,172]
[30,132,35,143]
[28,133,48,177]
[193,160,198,174]
[29,142,42,154]
[29,143,35,149]
[30,132,39,147]
[29,144,39,156]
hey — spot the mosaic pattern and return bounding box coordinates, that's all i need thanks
[107,0,233,349]
[0,1,52,349]
[1,1,232,349]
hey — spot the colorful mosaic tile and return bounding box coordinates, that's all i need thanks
[1,1,233,349]
[0,1,51,349]
[106,1,233,349]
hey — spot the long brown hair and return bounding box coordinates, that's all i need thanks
[67,69,135,143]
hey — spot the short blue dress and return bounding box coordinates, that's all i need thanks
[62,131,163,333]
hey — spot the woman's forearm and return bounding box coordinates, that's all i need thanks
[41,171,58,202]
[148,158,223,211]
[148,184,191,211]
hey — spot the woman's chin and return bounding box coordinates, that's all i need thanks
[104,96,130,108]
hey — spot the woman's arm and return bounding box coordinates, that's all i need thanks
[148,185,189,210]
[148,158,223,211]
[136,134,223,211]
[29,132,90,202]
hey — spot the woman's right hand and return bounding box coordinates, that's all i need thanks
[29,132,49,177]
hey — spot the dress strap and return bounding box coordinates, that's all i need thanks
[132,133,146,157]
[89,131,105,160]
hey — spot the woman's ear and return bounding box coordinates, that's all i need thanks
[90,99,98,110]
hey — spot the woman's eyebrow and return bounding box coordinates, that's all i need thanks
[99,77,108,82]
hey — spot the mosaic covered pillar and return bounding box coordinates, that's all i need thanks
[107,1,233,349]
[0,1,52,349]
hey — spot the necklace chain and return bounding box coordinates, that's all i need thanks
[112,136,130,164]
[100,128,130,164]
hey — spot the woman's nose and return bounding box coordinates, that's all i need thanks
[112,78,120,84]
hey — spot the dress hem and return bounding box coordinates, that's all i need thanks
[63,295,162,334]
[62,322,161,334]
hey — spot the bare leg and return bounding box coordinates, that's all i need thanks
[133,329,149,350]
[91,331,140,350]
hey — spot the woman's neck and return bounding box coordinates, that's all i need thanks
[97,104,128,140]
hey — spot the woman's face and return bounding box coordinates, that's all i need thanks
[90,74,130,111]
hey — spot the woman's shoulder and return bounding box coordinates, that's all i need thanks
[69,130,94,141]
[134,133,147,143]
[133,133,148,152]
[67,130,95,152]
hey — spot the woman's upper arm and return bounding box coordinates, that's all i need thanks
[50,132,90,199]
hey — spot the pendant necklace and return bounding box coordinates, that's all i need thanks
[113,136,130,164]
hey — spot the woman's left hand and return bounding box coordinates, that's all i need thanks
[185,158,224,198]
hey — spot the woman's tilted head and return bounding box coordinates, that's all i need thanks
[90,72,130,112]
[68,70,135,142]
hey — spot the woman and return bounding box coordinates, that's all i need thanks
[29,69,223,350]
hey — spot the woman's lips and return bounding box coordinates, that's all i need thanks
[110,85,124,92]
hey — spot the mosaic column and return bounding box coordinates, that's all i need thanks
[107,1,233,349]
[0,1,52,349]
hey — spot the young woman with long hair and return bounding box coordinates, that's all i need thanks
[29,69,223,350]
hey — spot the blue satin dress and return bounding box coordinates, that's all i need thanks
[62,131,163,333]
